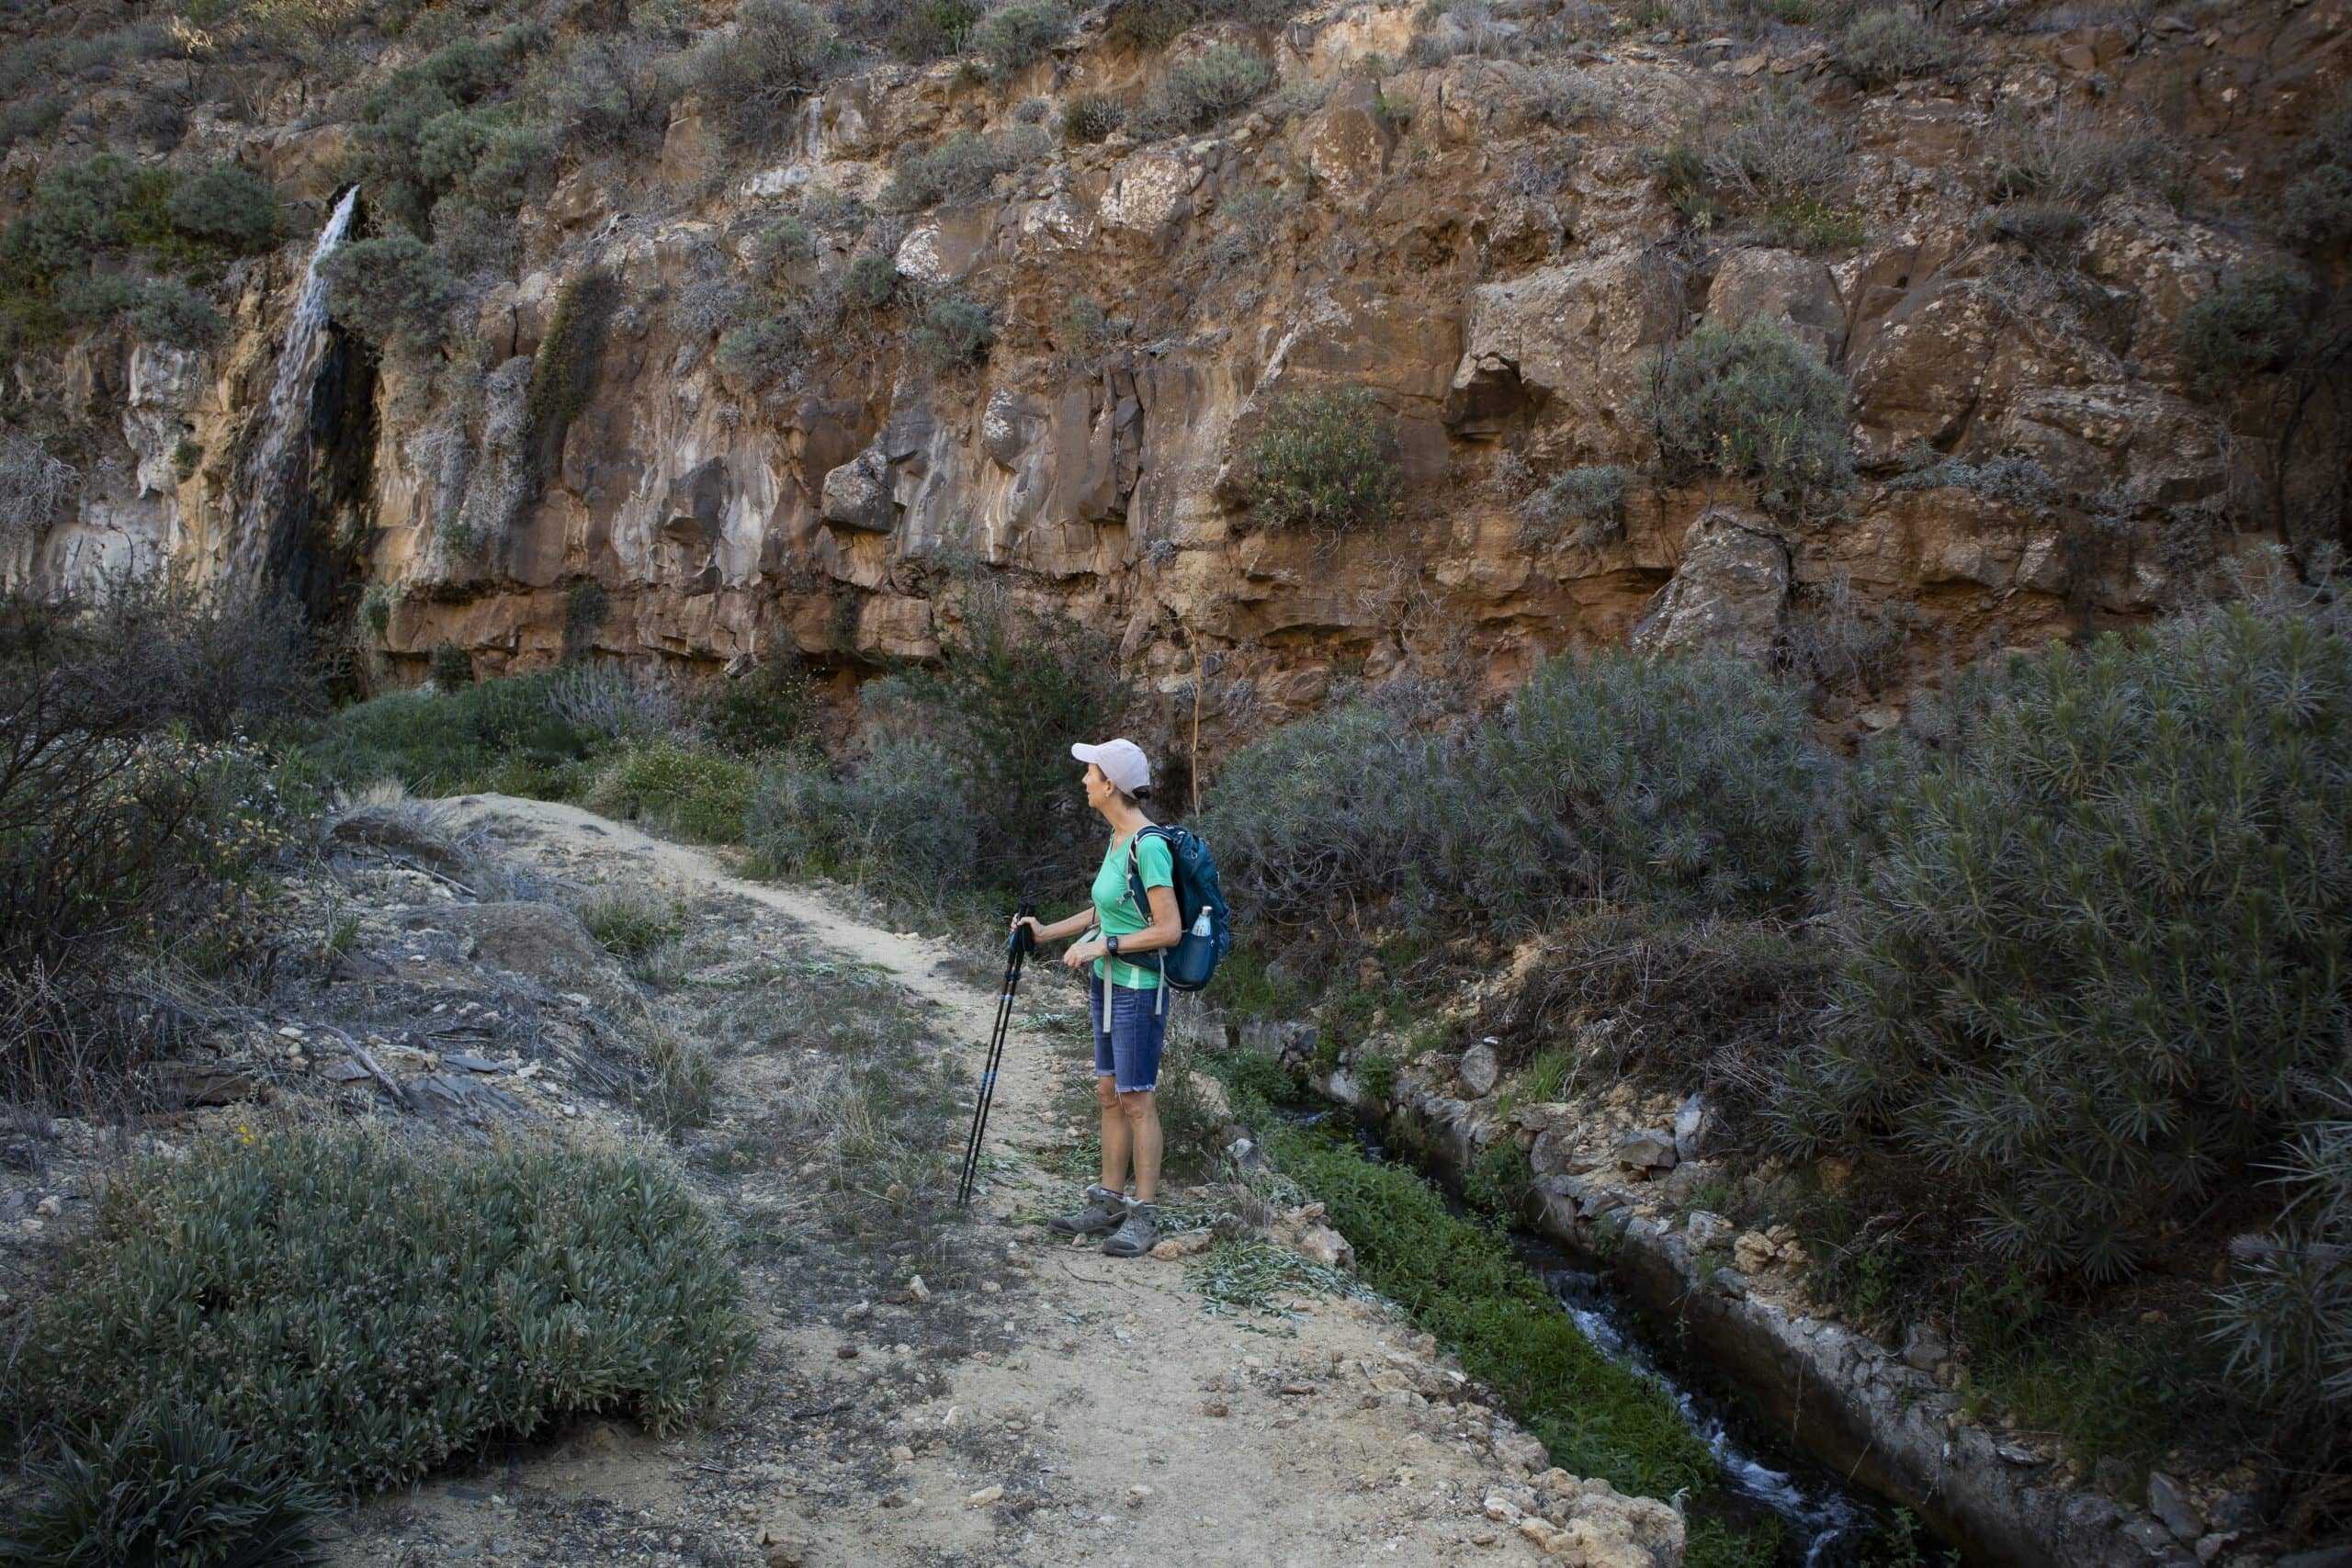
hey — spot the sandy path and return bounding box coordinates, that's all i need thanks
[417,795,1554,1567]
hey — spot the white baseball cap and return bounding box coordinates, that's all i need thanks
[1070,738,1151,795]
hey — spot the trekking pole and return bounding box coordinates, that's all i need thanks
[956,900,1035,1207]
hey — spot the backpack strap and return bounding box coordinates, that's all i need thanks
[1125,828,1174,1018]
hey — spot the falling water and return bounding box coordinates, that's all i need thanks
[232,185,358,582]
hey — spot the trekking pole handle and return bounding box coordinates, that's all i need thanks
[1010,899,1036,958]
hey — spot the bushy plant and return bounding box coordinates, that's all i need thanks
[163,162,283,254]
[584,738,757,842]
[17,1127,749,1496]
[1519,463,1628,545]
[2179,264,2307,397]
[1886,450,2057,513]
[301,671,603,795]
[1639,316,1853,511]
[970,0,1069,72]
[1705,90,1849,208]
[1445,647,1823,929]
[1136,44,1274,137]
[1062,93,1125,141]
[2279,162,2352,250]
[1105,0,1194,50]
[1771,587,2352,1283]
[525,270,618,462]
[887,0,981,58]
[747,737,976,894]
[912,296,994,367]
[1836,9,1956,87]
[882,129,1044,209]
[0,1405,330,1568]
[1196,700,1434,927]
[427,641,474,689]
[842,252,900,307]
[1240,387,1401,535]
[132,279,223,347]
[321,233,459,354]
[899,583,1135,882]
[716,313,804,388]
[689,0,840,142]
[695,654,816,756]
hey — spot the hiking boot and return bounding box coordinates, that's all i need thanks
[1047,1186,1127,1236]
[1101,1201,1159,1258]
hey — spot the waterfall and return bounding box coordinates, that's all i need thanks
[232,185,358,584]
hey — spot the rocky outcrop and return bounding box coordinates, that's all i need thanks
[2,0,2339,762]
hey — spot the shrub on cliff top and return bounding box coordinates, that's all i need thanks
[1240,387,1401,535]
[882,127,1046,209]
[16,1127,749,1497]
[1639,315,1852,511]
[688,0,841,143]
[1836,9,1957,88]
[322,233,460,354]
[1771,578,2352,1284]
[969,0,1070,73]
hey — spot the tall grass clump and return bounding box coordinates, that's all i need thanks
[748,739,977,903]
[17,1127,749,1496]
[1771,575,2352,1286]
[300,671,602,796]
[582,738,756,843]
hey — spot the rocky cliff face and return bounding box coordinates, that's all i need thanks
[6,0,2346,770]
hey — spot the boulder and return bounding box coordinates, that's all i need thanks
[1706,247,1845,357]
[1460,1040,1501,1098]
[1448,253,1679,441]
[1295,1224,1355,1269]
[1630,509,1789,662]
[2145,1472,2202,1542]
[820,446,896,534]
[1613,1130,1678,1176]
[1671,1093,1713,1161]
[1685,1210,1732,1251]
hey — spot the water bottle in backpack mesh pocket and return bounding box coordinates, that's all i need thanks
[1123,824,1233,991]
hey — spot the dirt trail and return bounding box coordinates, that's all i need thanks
[372,794,1562,1568]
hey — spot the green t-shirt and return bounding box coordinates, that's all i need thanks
[1091,828,1173,989]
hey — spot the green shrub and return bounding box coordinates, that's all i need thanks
[891,584,1135,882]
[1519,463,1628,545]
[1062,92,1125,141]
[52,273,139,327]
[2209,1083,2352,1451]
[1639,316,1852,511]
[970,0,1070,72]
[689,0,841,143]
[360,583,394,639]
[747,737,977,894]
[1445,647,1823,929]
[1356,1051,1397,1102]
[1105,0,1194,50]
[2179,264,2307,397]
[132,279,223,347]
[321,233,459,353]
[1771,590,2352,1282]
[581,884,685,959]
[888,0,981,58]
[1886,450,2057,512]
[694,655,816,756]
[882,128,1044,209]
[584,739,756,842]
[1705,90,1848,208]
[1136,44,1274,136]
[1197,700,1435,928]
[1757,197,1867,251]
[0,1405,330,1568]
[301,671,602,795]
[1241,387,1401,535]
[427,642,474,689]
[0,95,66,154]
[1836,9,1957,87]
[842,252,900,307]
[2279,162,2352,249]
[17,1127,748,1496]
[912,295,994,367]
[1463,1136,1532,1218]
[755,216,819,277]
[716,313,804,388]
[2279,104,2352,250]
[164,162,282,253]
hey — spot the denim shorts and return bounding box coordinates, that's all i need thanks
[1089,971,1169,1094]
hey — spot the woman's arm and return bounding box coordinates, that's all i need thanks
[1105,885,1182,954]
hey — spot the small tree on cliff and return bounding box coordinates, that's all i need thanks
[1638,316,1853,513]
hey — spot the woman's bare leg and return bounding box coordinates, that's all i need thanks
[1118,1089,1161,1204]
[1095,1075,1130,1193]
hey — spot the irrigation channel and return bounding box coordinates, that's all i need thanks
[1293,1103,1961,1567]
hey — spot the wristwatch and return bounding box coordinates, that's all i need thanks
[1105,934,1121,955]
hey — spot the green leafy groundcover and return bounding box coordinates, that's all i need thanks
[17,1127,751,1497]
[1235,1072,1778,1567]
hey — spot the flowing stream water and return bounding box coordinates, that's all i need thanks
[1309,1106,1950,1566]
[232,185,358,583]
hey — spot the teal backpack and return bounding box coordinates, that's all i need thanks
[1123,824,1233,993]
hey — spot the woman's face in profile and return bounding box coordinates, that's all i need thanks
[1082,761,1111,811]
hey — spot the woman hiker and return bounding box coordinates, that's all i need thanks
[1012,738,1181,1259]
